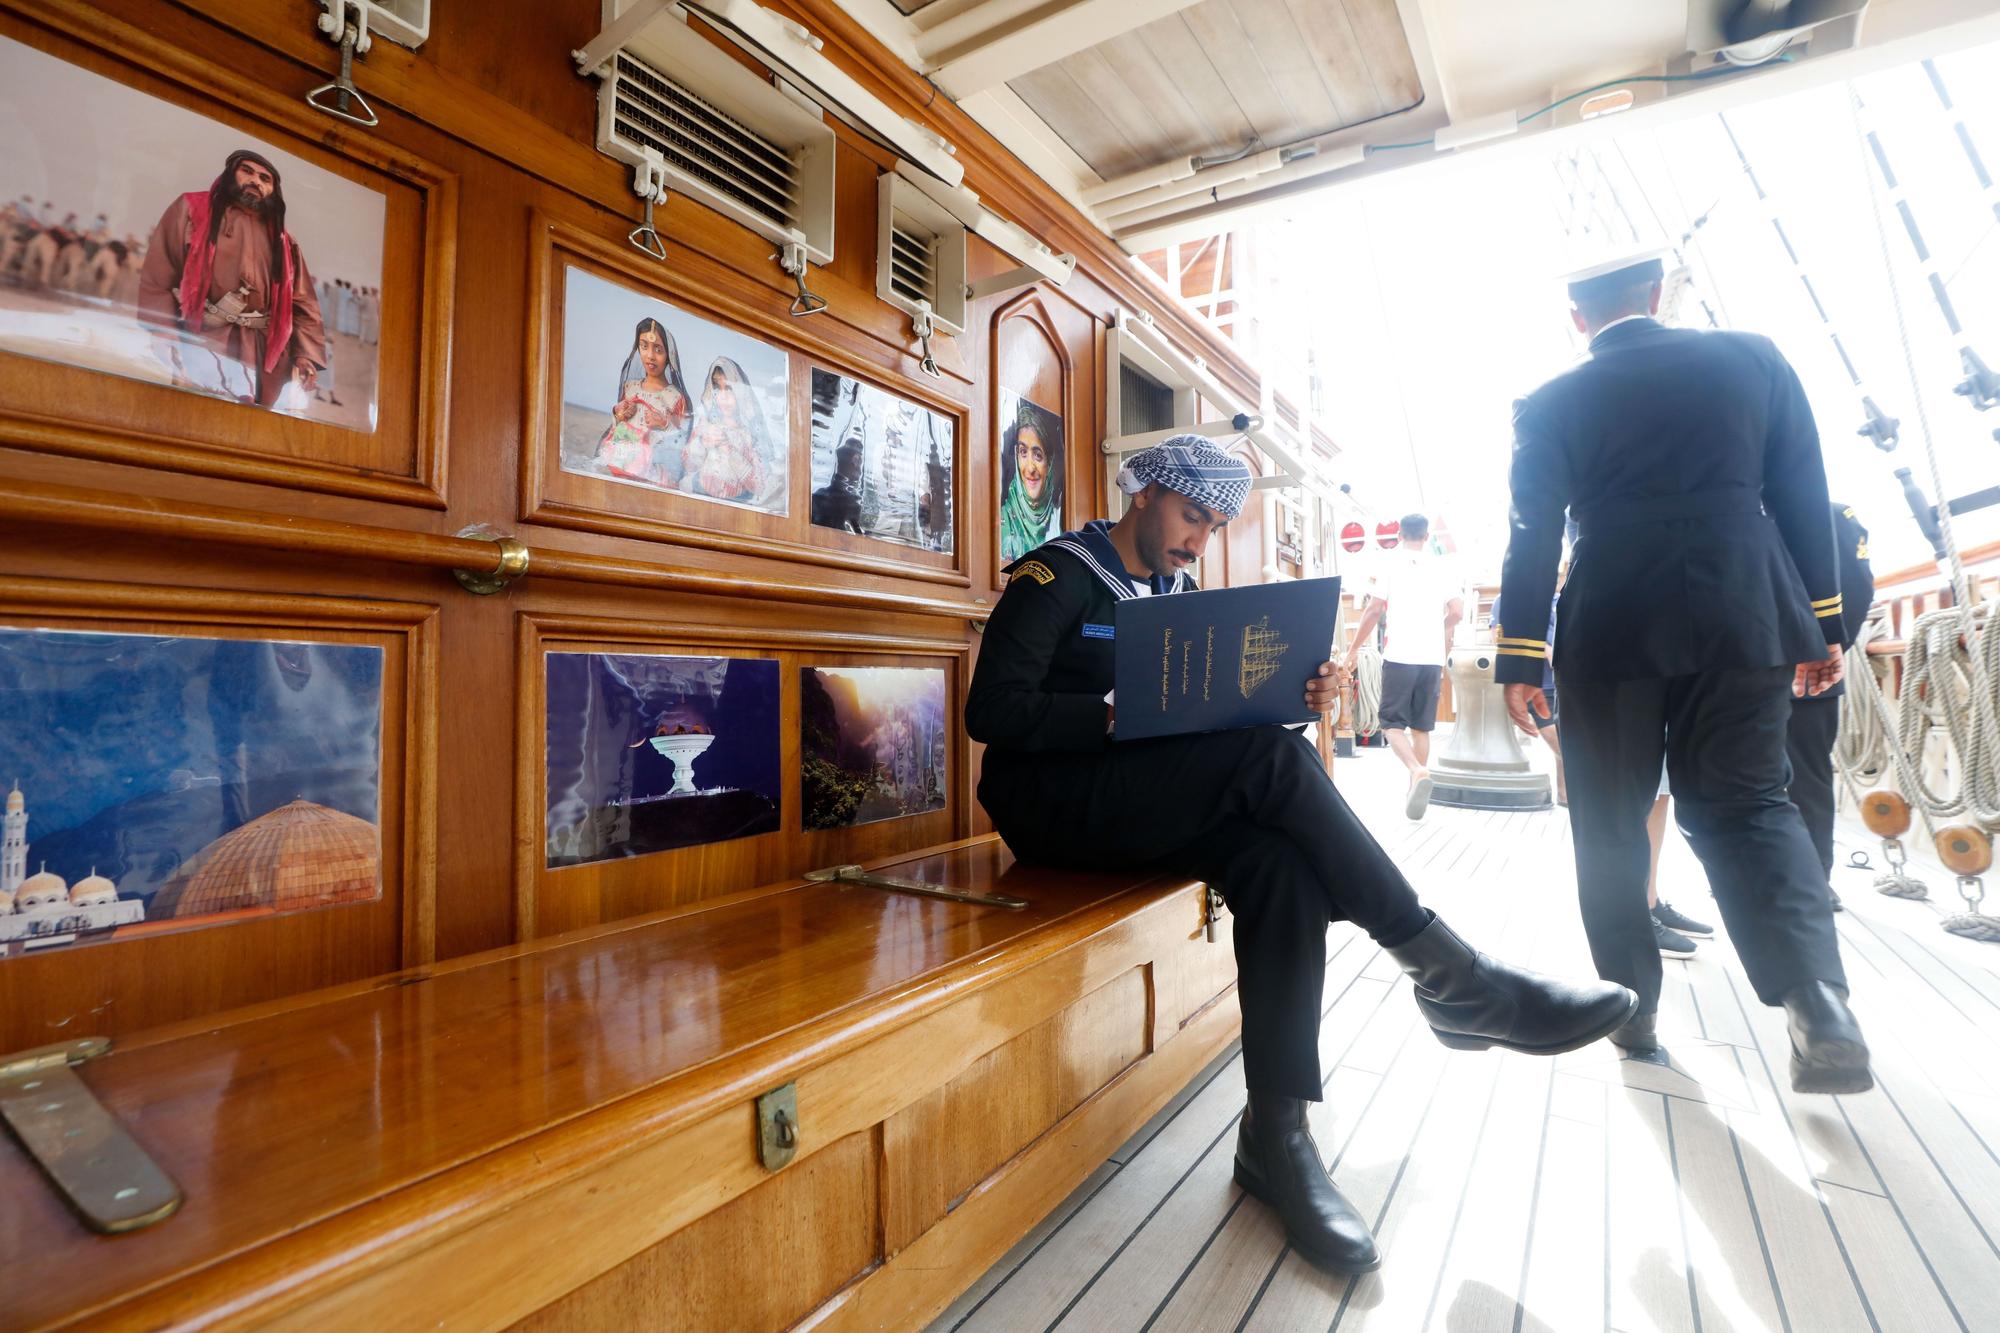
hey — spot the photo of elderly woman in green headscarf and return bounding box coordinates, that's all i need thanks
[998,391,1063,564]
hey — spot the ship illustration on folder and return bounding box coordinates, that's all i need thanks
[1238,616,1288,698]
[1111,577,1339,741]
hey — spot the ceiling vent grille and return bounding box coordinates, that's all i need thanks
[878,172,966,336]
[584,6,835,265]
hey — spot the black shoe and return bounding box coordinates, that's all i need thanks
[1655,920,1698,957]
[1609,1010,1660,1054]
[1783,982,1873,1094]
[1388,915,1638,1055]
[1652,901,1713,936]
[1235,1095,1381,1274]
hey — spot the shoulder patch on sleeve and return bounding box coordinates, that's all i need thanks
[1012,559,1056,586]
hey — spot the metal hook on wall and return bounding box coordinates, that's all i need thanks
[776,243,827,317]
[306,4,380,128]
[626,159,670,262]
[912,308,942,379]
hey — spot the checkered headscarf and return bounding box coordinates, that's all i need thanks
[1115,436,1253,519]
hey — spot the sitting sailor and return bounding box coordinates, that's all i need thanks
[966,437,1637,1276]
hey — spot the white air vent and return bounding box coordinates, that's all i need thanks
[877,173,967,336]
[319,0,428,51]
[584,5,835,265]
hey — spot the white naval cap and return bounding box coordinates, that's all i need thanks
[1562,247,1669,298]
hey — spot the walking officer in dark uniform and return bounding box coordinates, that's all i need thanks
[969,437,1636,1276]
[1496,253,1871,1094]
[1789,501,1875,908]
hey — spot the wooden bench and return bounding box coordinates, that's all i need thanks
[3,836,1242,1331]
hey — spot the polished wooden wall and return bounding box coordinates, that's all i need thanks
[0,0,1281,1051]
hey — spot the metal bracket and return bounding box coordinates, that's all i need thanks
[451,527,531,595]
[777,243,827,317]
[912,306,942,379]
[628,158,671,262]
[1203,884,1228,943]
[1,1038,182,1234]
[306,5,381,128]
[756,1081,799,1171]
[804,863,1027,909]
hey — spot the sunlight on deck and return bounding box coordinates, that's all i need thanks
[931,746,2000,1333]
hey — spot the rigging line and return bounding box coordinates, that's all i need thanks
[1943,217,1999,290]
[1612,139,1722,328]
[1654,125,1735,328]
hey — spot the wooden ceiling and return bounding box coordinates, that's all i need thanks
[1006,0,1421,179]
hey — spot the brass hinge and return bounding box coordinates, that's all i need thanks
[805,863,1027,909]
[0,1037,182,1233]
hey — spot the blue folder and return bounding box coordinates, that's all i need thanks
[1111,577,1341,741]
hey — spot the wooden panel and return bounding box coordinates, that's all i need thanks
[514,1128,882,1333]
[0,845,1205,1329]
[0,576,436,1053]
[515,612,968,939]
[0,8,456,507]
[883,964,1149,1251]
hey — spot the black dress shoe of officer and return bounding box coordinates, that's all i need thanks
[1609,1010,1660,1054]
[1235,1095,1381,1275]
[1783,982,1873,1094]
[1389,915,1639,1055]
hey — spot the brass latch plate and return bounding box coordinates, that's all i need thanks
[804,863,1028,910]
[757,1082,799,1171]
[0,1037,182,1233]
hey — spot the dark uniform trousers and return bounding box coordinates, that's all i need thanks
[1786,693,1842,881]
[1558,666,1846,1015]
[980,725,1430,1102]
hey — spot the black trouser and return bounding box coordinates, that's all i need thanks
[1786,693,1841,881]
[1557,667,1845,1015]
[979,726,1430,1101]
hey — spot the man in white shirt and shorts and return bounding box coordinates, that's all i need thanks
[1344,514,1463,819]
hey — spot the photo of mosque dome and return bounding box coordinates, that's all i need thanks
[544,652,782,869]
[0,627,384,957]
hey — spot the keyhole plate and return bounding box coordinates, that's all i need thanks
[756,1082,799,1172]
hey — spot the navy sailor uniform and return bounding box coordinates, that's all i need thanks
[1786,502,1875,882]
[1497,317,1849,1017]
[967,521,1429,1101]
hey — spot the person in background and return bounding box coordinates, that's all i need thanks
[1497,251,1866,1091]
[1788,501,1875,910]
[1342,514,1463,819]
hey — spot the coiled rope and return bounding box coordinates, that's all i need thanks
[1352,646,1384,737]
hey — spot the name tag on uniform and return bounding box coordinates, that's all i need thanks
[1082,623,1115,640]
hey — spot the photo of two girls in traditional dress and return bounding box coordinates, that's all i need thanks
[558,266,790,517]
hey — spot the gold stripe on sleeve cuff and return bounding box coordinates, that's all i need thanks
[1496,636,1548,649]
[1816,604,1844,619]
[1811,595,1843,609]
[1497,646,1548,659]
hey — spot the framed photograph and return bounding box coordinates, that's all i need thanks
[0,34,386,432]
[801,666,947,830]
[545,651,782,869]
[0,627,385,957]
[997,389,1064,564]
[808,368,954,553]
[557,266,790,516]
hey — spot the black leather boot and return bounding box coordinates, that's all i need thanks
[1388,915,1638,1054]
[1234,1095,1381,1274]
[1609,1010,1660,1055]
[1783,981,1873,1093]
